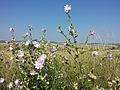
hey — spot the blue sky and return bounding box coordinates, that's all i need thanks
[0,0,120,43]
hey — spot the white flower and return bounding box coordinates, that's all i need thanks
[30,70,38,75]
[9,27,14,32]
[64,4,71,13]
[15,79,19,86]
[11,38,16,41]
[17,50,24,58]
[24,32,29,36]
[9,46,13,51]
[57,26,62,33]
[34,54,47,69]
[68,26,75,34]
[92,51,99,56]
[25,40,30,46]
[41,28,46,33]
[0,78,4,83]
[7,82,12,89]
[32,41,40,48]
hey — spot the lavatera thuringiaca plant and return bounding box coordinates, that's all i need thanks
[2,4,102,90]
[6,4,79,90]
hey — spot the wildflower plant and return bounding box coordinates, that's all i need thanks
[85,30,96,44]
[1,3,120,90]
[58,4,78,45]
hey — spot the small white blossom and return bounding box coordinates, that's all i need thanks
[68,26,75,34]
[92,51,99,56]
[15,79,19,86]
[32,41,40,48]
[9,27,14,32]
[7,82,12,89]
[22,59,25,64]
[41,28,46,33]
[64,4,71,13]
[9,46,13,51]
[57,26,62,33]
[17,50,24,58]
[25,40,30,46]
[0,78,4,83]
[11,38,16,41]
[24,32,29,36]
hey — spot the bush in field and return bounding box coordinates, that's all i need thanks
[0,4,120,90]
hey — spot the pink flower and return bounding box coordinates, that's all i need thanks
[0,78,4,83]
[14,79,20,90]
[9,27,14,32]
[34,54,46,69]
[64,43,69,48]
[64,4,71,13]
[17,50,24,58]
[34,61,44,69]
[90,31,96,36]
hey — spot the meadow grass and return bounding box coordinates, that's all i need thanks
[1,3,120,90]
[0,42,120,89]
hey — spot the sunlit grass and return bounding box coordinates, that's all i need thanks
[0,42,120,89]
